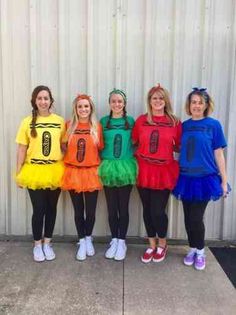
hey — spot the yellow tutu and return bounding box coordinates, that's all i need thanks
[15,161,64,190]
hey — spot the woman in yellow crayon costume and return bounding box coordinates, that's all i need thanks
[15,85,65,262]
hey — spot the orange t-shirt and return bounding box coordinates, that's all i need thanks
[63,121,104,167]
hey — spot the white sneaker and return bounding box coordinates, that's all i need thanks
[43,243,56,261]
[85,236,95,256]
[114,239,127,261]
[105,238,118,259]
[33,244,45,262]
[76,238,86,261]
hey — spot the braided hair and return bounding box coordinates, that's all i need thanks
[30,85,54,137]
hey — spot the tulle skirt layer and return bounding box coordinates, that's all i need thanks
[61,165,102,193]
[15,161,64,190]
[172,174,230,201]
[136,158,179,190]
[98,158,138,187]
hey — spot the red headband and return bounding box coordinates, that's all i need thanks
[76,94,91,101]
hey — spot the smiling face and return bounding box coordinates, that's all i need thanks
[150,91,165,115]
[35,90,51,116]
[76,99,91,122]
[109,94,125,118]
[189,94,207,119]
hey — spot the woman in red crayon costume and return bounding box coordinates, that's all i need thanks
[132,84,182,263]
[61,94,104,261]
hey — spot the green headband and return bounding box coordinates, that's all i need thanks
[109,88,127,103]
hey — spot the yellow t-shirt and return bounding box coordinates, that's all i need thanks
[16,114,65,163]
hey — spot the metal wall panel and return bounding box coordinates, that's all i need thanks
[0,0,235,240]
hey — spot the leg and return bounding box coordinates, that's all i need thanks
[104,186,119,238]
[150,189,170,247]
[28,189,47,262]
[138,187,157,263]
[84,190,98,236]
[44,188,61,240]
[69,190,85,239]
[28,189,46,242]
[185,201,208,250]
[117,185,132,239]
[182,201,195,248]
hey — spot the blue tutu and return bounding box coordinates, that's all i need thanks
[172,174,231,202]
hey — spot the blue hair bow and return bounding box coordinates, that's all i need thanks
[192,87,207,92]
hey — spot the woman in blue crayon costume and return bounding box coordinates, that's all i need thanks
[99,89,137,261]
[173,88,229,270]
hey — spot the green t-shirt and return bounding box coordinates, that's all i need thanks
[100,115,135,160]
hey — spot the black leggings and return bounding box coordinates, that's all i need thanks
[138,188,170,238]
[104,185,133,240]
[69,190,98,239]
[28,188,61,241]
[182,200,208,250]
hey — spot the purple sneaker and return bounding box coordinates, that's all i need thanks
[183,250,196,266]
[194,254,206,270]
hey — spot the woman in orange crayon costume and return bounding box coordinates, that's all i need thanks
[15,85,65,262]
[132,84,181,263]
[61,94,104,261]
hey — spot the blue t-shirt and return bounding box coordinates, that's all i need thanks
[179,117,227,177]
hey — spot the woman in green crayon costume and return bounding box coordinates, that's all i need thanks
[99,89,137,260]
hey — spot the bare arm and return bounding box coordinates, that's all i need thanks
[16,144,27,174]
[214,148,227,197]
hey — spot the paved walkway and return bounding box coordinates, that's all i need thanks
[0,241,236,315]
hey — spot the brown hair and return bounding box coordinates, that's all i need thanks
[30,85,54,137]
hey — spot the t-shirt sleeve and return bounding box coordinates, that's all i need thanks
[98,123,104,150]
[174,121,182,148]
[132,116,141,144]
[61,120,70,143]
[60,119,66,142]
[212,120,227,150]
[15,118,29,145]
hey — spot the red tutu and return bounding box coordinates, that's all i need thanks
[61,164,102,193]
[136,157,179,190]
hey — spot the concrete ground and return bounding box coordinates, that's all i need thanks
[0,241,235,315]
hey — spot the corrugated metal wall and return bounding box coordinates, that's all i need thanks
[0,0,235,240]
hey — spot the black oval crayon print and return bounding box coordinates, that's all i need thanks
[42,131,51,156]
[186,136,195,162]
[77,138,86,162]
[149,130,159,153]
[113,134,122,158]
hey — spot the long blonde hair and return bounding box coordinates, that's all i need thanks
[146,84,179,125]
[66,94,99,145]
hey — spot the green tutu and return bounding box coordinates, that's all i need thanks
[99,158,138,187]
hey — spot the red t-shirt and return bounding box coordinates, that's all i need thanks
[132,114,182,164]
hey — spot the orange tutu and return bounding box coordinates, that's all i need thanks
[61,164,102,193]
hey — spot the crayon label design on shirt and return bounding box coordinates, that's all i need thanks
[149,130,159,154]
[186,136,195,162]
[42,131,51,156]
[77,138,86,162]
[113,134,122,158]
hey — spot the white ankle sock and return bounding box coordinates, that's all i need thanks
[196,248,204,255]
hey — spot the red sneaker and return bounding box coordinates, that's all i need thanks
[153,246,167,262]
[141,248,156,263]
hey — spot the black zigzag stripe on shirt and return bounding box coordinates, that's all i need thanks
[74,129,90,135]
[142,122,174,127]
[30,159,57,164]
[30,123,61,129]
[104,125,132,130]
